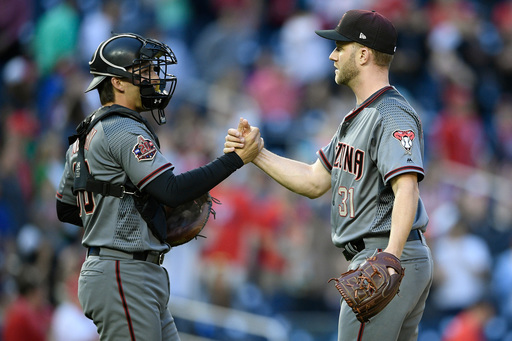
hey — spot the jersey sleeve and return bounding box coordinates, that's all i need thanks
[371,102,425,184]
[56,145,78,205]
[102,116,174,190]
[316,127,342,173]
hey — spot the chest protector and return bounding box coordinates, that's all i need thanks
[68,105,167,242]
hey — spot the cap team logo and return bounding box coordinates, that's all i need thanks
[393,130,415,154]
[132,135,157,161]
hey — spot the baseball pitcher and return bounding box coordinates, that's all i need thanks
[225,9,434,341]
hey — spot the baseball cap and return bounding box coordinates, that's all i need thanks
[315,10,397,55]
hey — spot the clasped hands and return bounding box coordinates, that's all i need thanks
[224,118,264,164]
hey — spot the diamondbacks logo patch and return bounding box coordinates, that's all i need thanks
[393,130,415,154]
[132,135,157,161]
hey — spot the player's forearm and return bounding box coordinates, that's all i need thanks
[252,148,325,198]
[386,176,419,258]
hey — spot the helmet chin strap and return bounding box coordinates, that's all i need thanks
[146,107,166,125]
[156,109,166,125]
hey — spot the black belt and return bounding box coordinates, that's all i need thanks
[87,247,165,265]
[342,229,422,261]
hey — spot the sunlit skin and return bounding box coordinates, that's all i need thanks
[330,41,360,87]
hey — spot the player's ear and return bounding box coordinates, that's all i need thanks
[358,46,370,65]
[111,77,125,92]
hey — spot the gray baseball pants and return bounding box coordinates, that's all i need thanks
[338,234,433,341]
[78,255,180,341]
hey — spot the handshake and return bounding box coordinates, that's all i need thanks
[224,118,264,164]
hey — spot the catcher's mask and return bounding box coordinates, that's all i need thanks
[85,33,178,125]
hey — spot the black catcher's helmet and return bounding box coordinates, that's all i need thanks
[85,33,178,124]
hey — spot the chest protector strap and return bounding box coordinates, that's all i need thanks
[69,105,166,242]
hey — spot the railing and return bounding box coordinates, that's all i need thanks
[169,296,289,341]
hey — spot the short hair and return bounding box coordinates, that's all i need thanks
[97,77,114,105]
[372,49,394,68]
[353,42,394,68]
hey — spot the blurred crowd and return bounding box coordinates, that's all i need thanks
[1,0,512,340]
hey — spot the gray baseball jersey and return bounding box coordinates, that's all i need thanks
[317,86,429,247]
[57,112,171,253]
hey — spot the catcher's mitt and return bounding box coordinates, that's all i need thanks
[164,192,216,247]
[329,251,405,323]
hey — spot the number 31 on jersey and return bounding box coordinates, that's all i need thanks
[338,186,355,218]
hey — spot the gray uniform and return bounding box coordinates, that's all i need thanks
[317,86,433,340]
[57,110,179,341]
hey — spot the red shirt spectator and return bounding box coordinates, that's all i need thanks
[3,293,52,341]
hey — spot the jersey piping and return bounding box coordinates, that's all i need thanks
[384,165,424,182]
[344,85,393,122]
[136,163,173,188]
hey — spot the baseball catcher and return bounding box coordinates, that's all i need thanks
[329,251,405,323]
[56,32,262,341]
